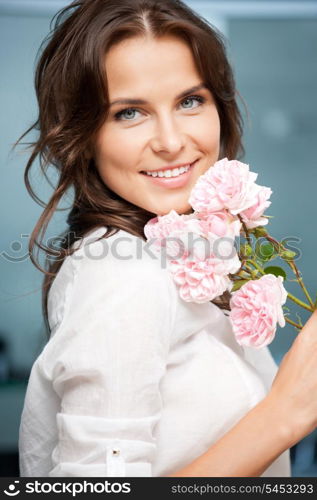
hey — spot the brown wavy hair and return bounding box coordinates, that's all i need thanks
[14,0,244,337]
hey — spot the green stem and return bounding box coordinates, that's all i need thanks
[285,317,302,330]
[264,234,281,252]
[265,234,315,309]
[287,260,315,309]
[242,265,256,279]
[287,292,313,312]
[248,259,265,276]
[237,272,250,279]
[238,215,253,248]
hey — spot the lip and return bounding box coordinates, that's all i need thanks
[140,160,198,189]
[141,162,194,173]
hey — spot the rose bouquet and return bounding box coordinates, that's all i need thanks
[144,158,316,349]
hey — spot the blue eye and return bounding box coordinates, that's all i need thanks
[181,95,205,109]
[114,108,140,121]
[114,94,206,121]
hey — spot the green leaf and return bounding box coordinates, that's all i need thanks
[256,242,277,262]
[232,279,248,292]
[263,266,287,280]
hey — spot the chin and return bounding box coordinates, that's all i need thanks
[154,202,194,217]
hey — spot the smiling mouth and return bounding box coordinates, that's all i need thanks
[138,160,198,190]
[140,160,197,178]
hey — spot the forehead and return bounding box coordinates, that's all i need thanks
[104,35,202,97]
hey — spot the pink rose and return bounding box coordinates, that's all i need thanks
[199,211,242,239]
[197,212,241,266]
[189,157,261,216]
[144,209,191,241]
[144,209,242,301]
[229,274,287,348]
[240,185,272,229]
[144,210,201,257]
[167,231,241,303]
[168,251,240,303]
[144,209,238,261]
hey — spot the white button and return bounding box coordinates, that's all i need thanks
[112,448,120,456]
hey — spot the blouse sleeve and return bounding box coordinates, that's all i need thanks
[44,235,176,477]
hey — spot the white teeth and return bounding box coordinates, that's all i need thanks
[145,164,192,178]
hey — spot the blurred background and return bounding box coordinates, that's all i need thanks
[0,0,316,477]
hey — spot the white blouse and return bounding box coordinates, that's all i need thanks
[19,226,291,477]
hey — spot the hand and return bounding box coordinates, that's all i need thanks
[268,309,317,445]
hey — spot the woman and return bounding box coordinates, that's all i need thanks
[17,0,317,477]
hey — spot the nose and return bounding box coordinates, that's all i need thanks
[150,113,186,155]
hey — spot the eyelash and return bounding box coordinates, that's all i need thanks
[113,94,206,121]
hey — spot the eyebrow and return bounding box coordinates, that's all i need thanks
[109,83,207,108]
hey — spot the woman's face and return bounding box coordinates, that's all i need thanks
[93,35,221,215]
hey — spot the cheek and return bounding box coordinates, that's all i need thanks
[204,110,221,145]
[191,109,221,152]
[95,126,142,174]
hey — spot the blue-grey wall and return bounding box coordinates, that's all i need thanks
[228,17,317,359]
[0,0,316,476]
